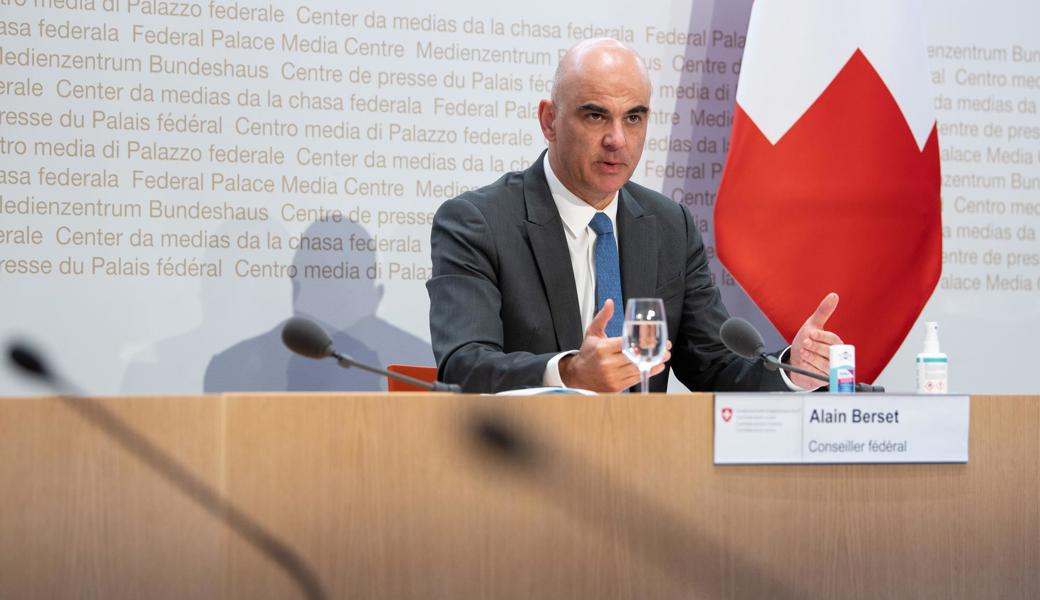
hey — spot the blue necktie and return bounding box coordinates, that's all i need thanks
[589,213,624,337]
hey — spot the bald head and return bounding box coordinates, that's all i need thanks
[550,39,651,107]
[538,38,653,208]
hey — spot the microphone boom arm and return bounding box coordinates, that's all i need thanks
[331,351,460,393]
[762,353,884,393]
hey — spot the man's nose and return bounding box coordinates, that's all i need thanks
[602,120,625,150]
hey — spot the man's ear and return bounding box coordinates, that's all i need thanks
[538,99,556,142]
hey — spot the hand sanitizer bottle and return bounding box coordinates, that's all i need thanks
[828,345,856,393]
[915,322,948,394]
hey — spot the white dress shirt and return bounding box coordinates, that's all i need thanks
[541,155,616,386]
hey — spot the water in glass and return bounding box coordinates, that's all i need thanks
[622,298,667,394]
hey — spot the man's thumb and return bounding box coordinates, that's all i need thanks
[808,292,839,327]
[587,299,614,337]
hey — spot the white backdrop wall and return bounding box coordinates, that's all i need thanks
[0,0,1037,394]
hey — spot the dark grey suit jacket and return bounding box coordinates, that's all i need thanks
[427,152,786,393]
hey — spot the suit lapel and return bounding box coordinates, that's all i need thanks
[523,157,583,351]
[617,187,658,304]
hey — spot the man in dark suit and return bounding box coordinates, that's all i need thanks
[427,38,842,393]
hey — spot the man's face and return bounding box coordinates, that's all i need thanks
[539,48,650,209]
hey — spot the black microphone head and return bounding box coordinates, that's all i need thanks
[468,412,540,471]
[281,317,334,359]
[720,317,766,359]
[7,342,52,381]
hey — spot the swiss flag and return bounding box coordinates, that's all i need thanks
[716,1,941,383]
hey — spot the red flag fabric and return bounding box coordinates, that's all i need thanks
[716,2,941,383]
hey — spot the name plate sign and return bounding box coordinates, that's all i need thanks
[713,394,970,464]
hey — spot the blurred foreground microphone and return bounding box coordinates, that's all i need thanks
[6,341,326,600]
[10,344,50,381]
[720,318,884,393]
[280,317,461,393]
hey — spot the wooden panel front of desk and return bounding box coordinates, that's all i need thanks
[0,394,1037,599]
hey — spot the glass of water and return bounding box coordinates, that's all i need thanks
[621,298,667,394]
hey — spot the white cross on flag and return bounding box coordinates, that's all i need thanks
[716,0,942,383]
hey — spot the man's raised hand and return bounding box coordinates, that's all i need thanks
[789,292,843,389]
[560,299,670,392]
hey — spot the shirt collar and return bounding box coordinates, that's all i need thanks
[543,153,618,237]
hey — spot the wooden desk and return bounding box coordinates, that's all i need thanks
[1,393,1037,599]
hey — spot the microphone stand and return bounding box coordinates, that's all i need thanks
[7,344,326,600]
[280,317,461,393]
[330,351,461,393]
[760,353,885,393]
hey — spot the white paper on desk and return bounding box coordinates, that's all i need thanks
[494,387,597,396]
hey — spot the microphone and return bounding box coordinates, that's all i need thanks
[463,409,801,597]
[10,343,50,380]
[280,317,461,393]
[281,316,335,359]
[6,341,326,600]
[720,318,884,393]
[719,317,767,360]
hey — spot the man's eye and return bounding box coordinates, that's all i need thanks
[626,114,643,124]
[586,113,605,121]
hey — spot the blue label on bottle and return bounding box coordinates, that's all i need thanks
[829,366,855,393]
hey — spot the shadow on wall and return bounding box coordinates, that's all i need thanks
[204,219,434,392]
[121,219,433,394]
[120,218,291,395]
